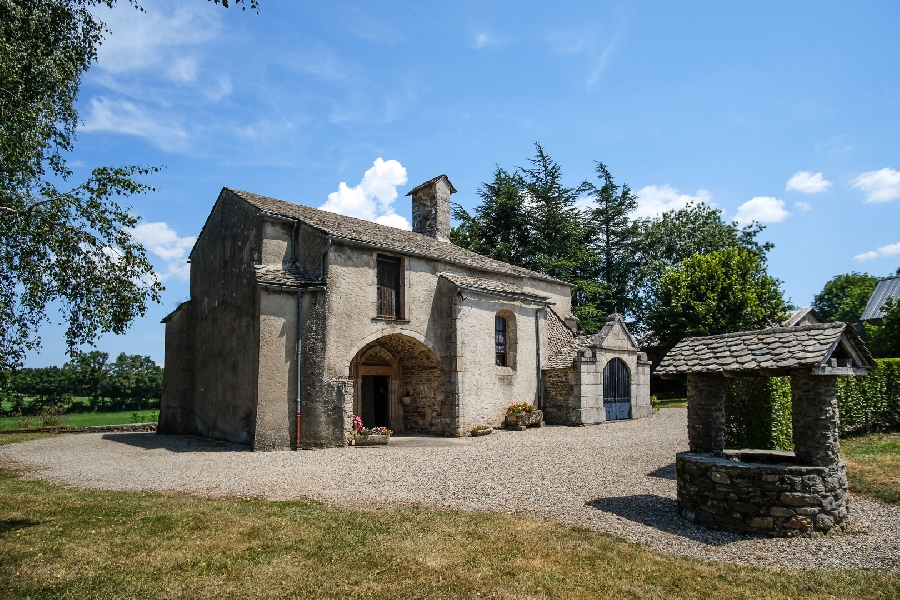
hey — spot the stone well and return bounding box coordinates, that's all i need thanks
[656,323,875,537]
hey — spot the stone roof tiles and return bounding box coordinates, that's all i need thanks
[255,264,321,289]
[544,314,638,370]
[656,323,875,375]
[438,272,550,300]
[227,188,571,286]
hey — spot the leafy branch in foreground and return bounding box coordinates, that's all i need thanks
[0,166,164,371]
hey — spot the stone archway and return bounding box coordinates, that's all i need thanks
[349,333,451,435]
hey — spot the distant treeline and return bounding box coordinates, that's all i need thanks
[0,351,162,414]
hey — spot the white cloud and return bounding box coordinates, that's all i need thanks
[82,97,188,151]
[320,158,410,230]
[633,185,713,219]
[854,241,900,262]
[853,168,900,203]
[794,201,813,212]
[205,74,232,102]
[128,222,196,280]
[167,56,198,82]
[785,171,832,193]
[94,4,220,75]
[734,197,789,225]
[473,32,496,49]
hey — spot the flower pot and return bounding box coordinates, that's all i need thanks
[471,427,493,437]
[353,434,390,446]
[505,410,544,431]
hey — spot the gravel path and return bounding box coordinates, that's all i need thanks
[2,408,897,571]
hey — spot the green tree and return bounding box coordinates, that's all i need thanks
[633,202,773,337]
[65,350,109,410]
[1,0,255,372]
[451,143,608,330]
[866,299,900,358]
[103,352,162,409]
[646,247,789,349]
[812,272,879,323]
[582,162,642,322]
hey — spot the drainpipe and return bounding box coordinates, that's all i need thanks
[290,221,297,263]
[535,307,543,408]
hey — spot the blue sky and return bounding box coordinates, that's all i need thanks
[27,0,900,366]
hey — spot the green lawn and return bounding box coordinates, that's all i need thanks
[841,431,900,505]
[0,410,158,431]
[0,470,897,600]
[657,398,688,409]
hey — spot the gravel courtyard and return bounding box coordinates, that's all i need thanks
[1,408,897,571]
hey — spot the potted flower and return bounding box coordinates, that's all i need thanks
[471,424,493,437]
[351,415,392,446]
[505,402,543,431]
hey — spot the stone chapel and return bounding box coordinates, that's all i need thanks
[158,175,652,450]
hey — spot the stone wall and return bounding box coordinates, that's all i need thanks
[687,373,726,454]
[542,368,574,424]
[791,371,840,467]
[677,451,848,536]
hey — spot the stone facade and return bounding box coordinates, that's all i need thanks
[677,452,848,536]
[542,314,652,425]
[160,177,578,450]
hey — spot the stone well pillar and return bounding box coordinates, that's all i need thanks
[790,371,840,467]
[686,373,726,454]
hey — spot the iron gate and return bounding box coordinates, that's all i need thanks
[603,358,631,420]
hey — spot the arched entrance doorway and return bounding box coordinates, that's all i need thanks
[349,333,450,434]
[603,358,631,421]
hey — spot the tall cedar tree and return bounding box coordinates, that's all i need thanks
[450,144,603,330]
[0,0,253,372]
[582,162,641,324]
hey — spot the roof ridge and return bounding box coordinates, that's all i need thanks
[226,187,572,286]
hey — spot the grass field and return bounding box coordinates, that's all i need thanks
[0,410,158,431]
[0,469,897,600]
[657,398,688,409]
[841,431,900,505]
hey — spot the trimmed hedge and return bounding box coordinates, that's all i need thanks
[837,358,900,435]
[724,377,792,451]
[722,360,900,449]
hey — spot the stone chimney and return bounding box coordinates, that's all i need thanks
[406,174,456,242]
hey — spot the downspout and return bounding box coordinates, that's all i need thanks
[535,307,543,408]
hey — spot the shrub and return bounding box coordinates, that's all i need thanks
[724,377,792,451]
[837,358,900,435]
[38,404,66,427]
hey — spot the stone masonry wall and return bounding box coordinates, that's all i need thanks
[791,371,841,467]
[677,452,848,536]
[687,373,726,454]
[542,367,574,424]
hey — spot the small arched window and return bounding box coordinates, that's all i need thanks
[495,315,507,366]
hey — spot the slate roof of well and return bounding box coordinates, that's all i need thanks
[439,272,550,300]
[656,323,875,375]
[545,314,637,369]
[227,188,570,286]
[861,276,900,322]
[255,264,321,289]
